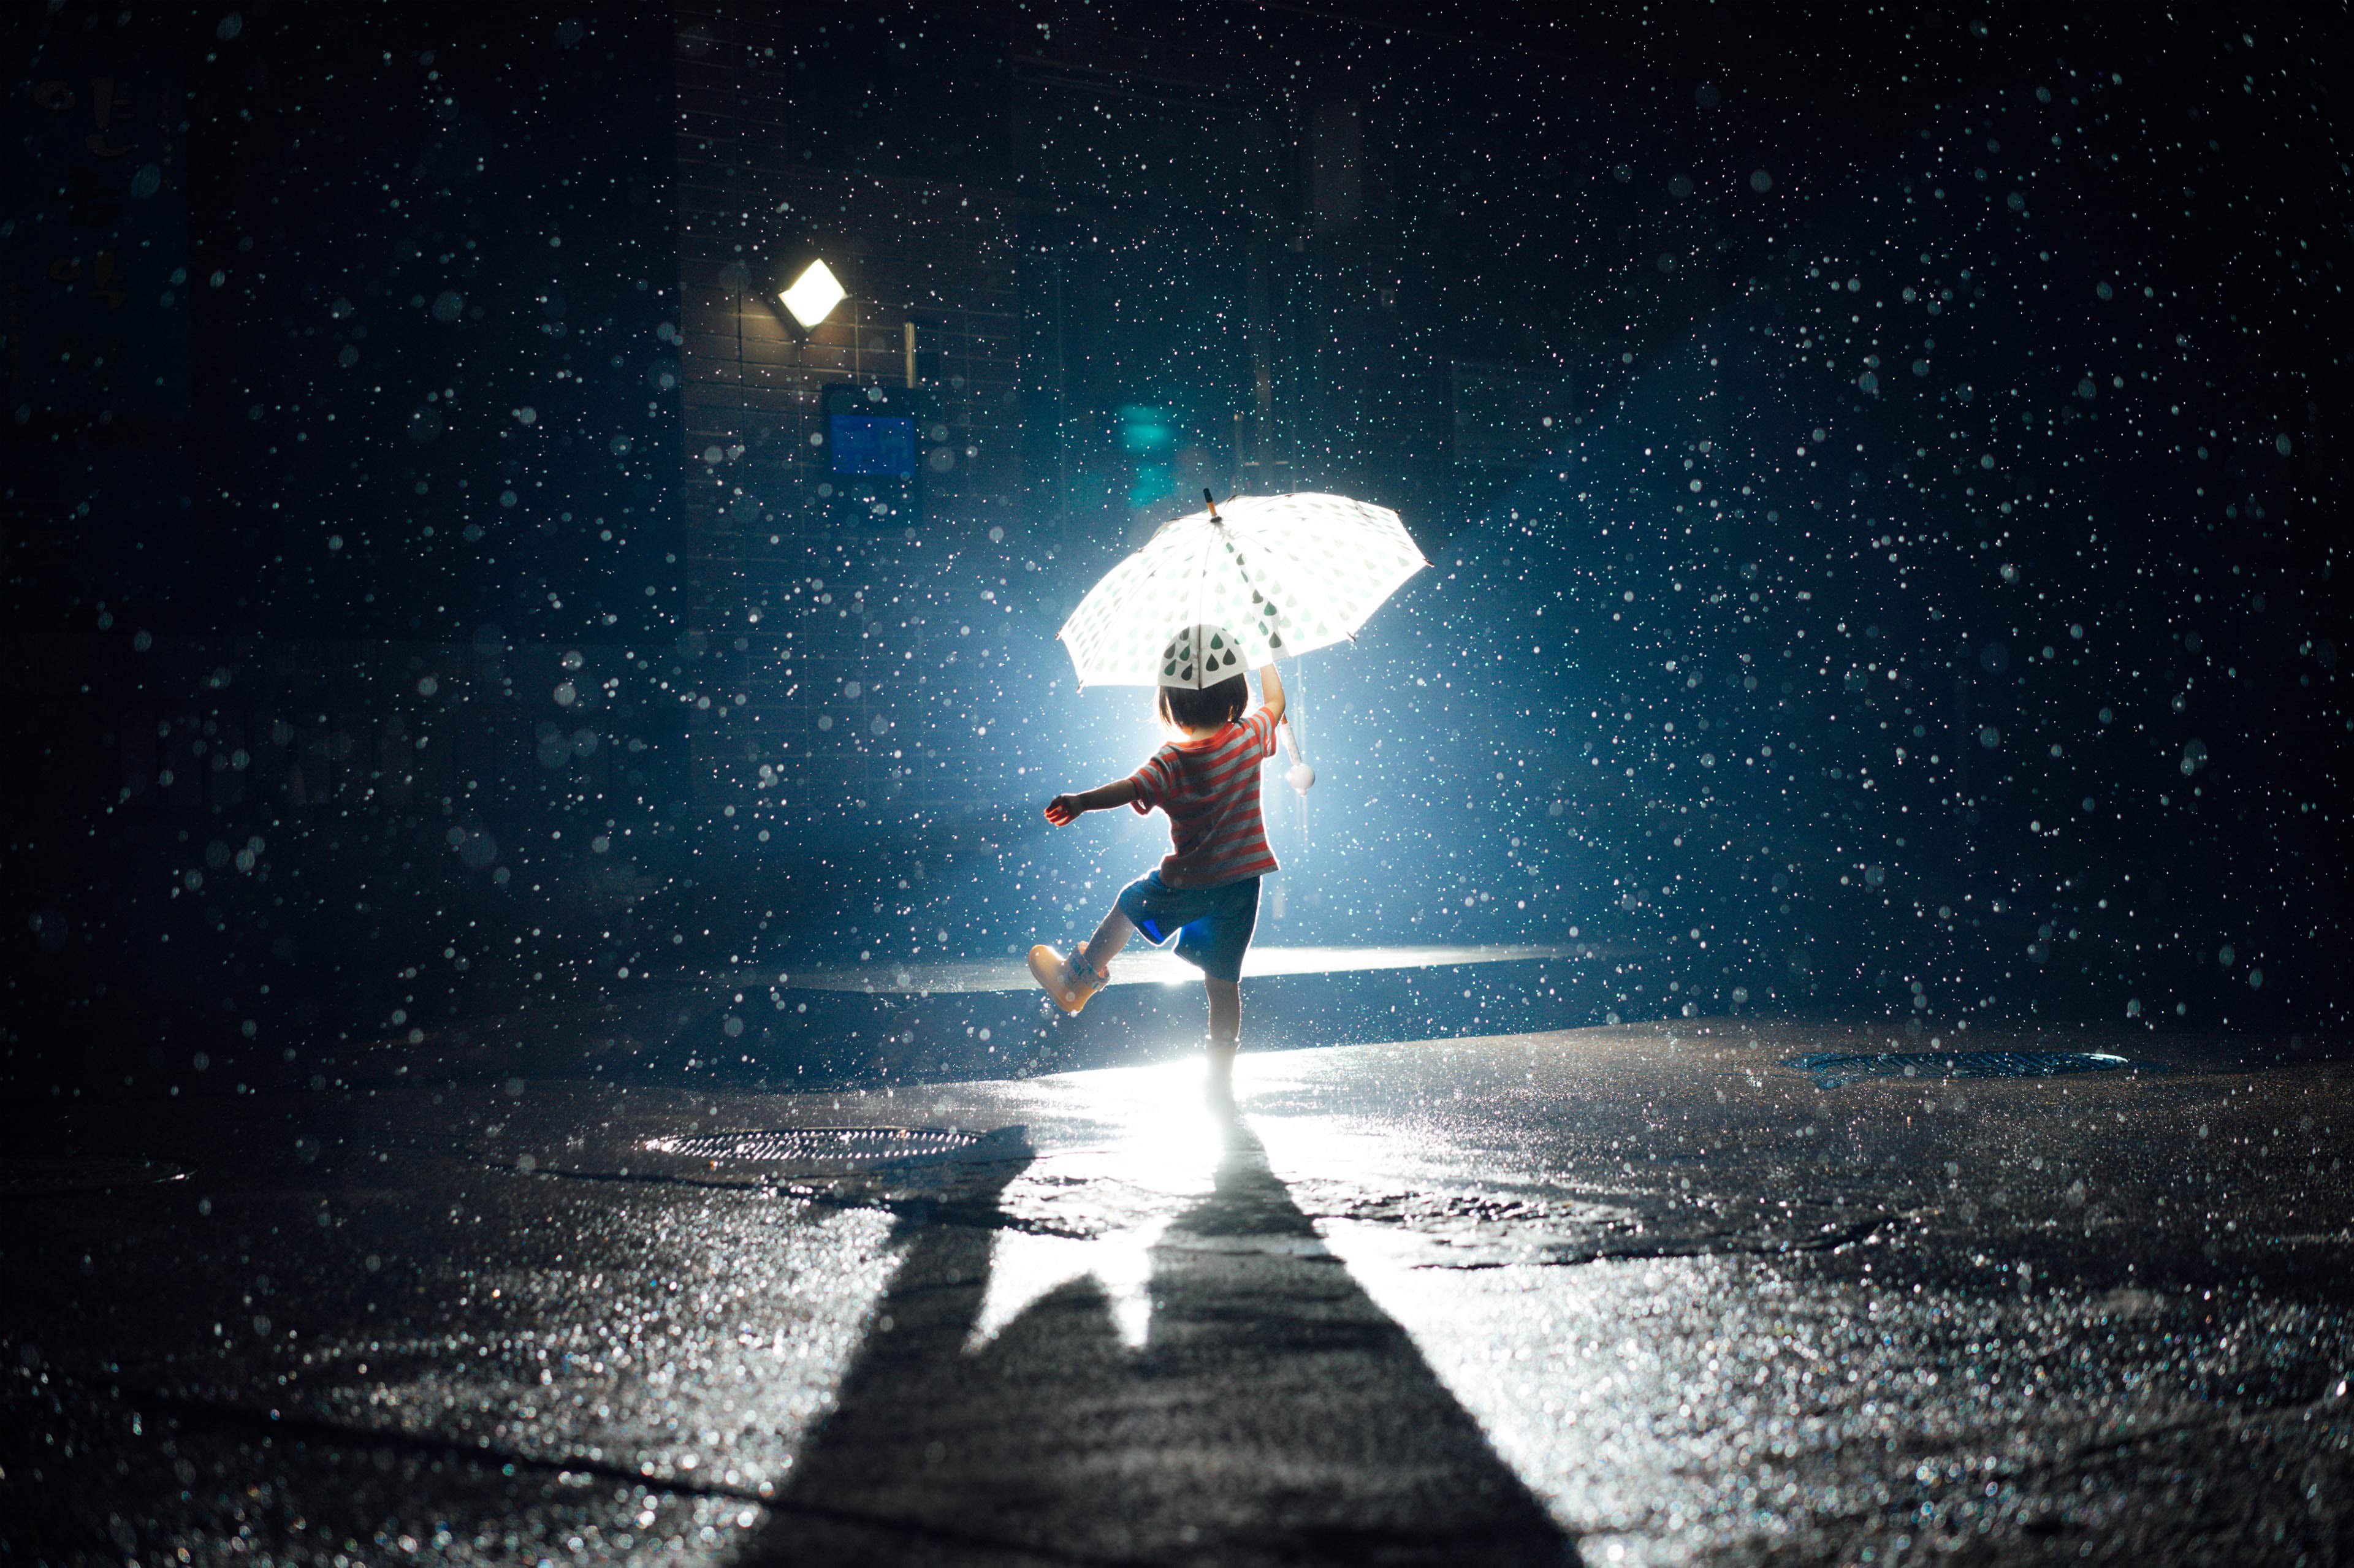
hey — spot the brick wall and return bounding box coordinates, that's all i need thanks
[672,2,1025,826]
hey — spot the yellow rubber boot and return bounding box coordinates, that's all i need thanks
[1027,945,1107,1014]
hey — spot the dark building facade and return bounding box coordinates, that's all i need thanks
[660,2,1595,829]
[672,4,1026,819]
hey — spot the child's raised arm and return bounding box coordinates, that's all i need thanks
[1257,662,1286,726]
[1044,777,1139,826]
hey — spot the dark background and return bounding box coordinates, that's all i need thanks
[6,0,2348,1096]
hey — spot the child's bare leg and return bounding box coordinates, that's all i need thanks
[1204,978,1241,1056]
[1081,910,1134,976]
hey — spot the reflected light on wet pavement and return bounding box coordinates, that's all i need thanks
[967,1059,1233,1351]
[752,941,1598,995]
[5,1021,2352,1566]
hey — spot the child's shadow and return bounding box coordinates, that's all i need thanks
[744,1091,1578,1566]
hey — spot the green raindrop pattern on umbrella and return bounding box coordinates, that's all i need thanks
[1156,625,1248,688]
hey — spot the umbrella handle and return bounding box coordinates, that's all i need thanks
[1280,718,1314,793]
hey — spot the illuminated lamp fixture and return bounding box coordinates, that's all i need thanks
[779,259,846,330]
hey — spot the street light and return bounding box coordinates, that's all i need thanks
[779,259,846,330]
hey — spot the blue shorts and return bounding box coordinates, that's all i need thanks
[1115,871,1261,983]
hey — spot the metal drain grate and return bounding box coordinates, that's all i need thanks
[644,1125,997,1166]
[1786,1050,2133,1088]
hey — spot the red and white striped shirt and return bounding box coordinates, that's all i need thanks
[1127,707,1281,888]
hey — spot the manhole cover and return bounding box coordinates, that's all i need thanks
[0,1157,191,1197]
[1786,1050,2132,1088]
[643,1125,1021,1168]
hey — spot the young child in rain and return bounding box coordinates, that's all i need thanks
[1029,624,1286,1072]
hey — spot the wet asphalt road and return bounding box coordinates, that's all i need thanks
[4,1021,2350,1566]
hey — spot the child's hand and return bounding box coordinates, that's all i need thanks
[1043,794,1081,826]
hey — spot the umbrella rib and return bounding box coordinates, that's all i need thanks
[1194,523,1225,658]
[1058,533,1186,647]
[1225,549,1305,647]
[1232,510,1417,649]
[1232,535,1357,660]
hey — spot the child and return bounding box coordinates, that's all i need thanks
[1030,624,1286,1073]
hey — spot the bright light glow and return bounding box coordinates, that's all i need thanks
[779,259,845,329]
[969,1221,1168,1352]
[966,1057,1235,1352]
[745,943,1586,997]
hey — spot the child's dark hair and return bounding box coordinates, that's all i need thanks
[1157,672,1249,733]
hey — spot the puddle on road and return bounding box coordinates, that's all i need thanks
[1290,1181,1886,1269]
[1785,1049,2134,1089]
[0,1157,191,1197]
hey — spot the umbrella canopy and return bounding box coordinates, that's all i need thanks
[1056,492,1426,688]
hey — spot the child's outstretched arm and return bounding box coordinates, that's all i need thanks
[1044,778,1139,826]
[1257,662,1287,726]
